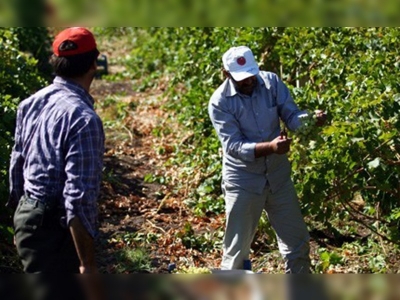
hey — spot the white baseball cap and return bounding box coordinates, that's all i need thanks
[222,46,260,81]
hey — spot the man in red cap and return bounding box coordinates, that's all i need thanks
[8,27,104,275]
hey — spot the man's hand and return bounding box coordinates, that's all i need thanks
[315,110,327,126]
[255,135,292,157]
[270,135,292,154]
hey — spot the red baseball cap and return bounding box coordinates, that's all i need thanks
[53,27,97,57]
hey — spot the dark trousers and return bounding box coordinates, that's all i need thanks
[13,196,87,300]
[13,196,80,274]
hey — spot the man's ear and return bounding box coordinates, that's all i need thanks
[222,69,231,79]
[91,59,98,71]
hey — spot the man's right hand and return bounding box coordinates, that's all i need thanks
[270,135,292,154]
[255,135,292,158]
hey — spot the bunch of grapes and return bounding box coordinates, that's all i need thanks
[295,113,318,144]
[291,113,320,166]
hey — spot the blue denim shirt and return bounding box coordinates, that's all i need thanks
[8,76,104,237]
[208,71,307,194]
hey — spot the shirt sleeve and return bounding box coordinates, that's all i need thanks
[273,74,308,131]
[208,95,257,162]
[63,113,104,238]
[8,107,25,208]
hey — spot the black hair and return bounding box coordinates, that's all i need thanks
[49,49,100,78]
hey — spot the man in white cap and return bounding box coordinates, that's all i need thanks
[208,46,327,273]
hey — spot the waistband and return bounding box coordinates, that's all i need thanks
[21,194,59,210]
[20,195,67,229]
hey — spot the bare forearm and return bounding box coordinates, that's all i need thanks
[255,136,292,158]
[69,217,98,274]
[255,142,275,158]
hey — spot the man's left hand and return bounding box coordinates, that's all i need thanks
[315,110,327,126]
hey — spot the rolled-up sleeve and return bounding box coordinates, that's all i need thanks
[274,75,308,131]
[63,113,104,238]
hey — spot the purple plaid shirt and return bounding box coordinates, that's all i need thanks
[8,76,104,238]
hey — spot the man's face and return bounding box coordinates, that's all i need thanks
[230,74,257,96]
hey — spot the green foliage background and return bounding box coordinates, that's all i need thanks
[0,27,49,242]
[2,2,398,26]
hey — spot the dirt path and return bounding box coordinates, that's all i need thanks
[91,79,165,273]
[91,77,224,273]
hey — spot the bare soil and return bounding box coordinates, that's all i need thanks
[91,78,224,273]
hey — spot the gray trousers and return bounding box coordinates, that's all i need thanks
[221,178,311,273]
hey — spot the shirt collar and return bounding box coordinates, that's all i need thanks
[225,74,265,98]
[53,76,95,107]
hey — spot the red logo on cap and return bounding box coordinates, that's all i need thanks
[237,57,246,66]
